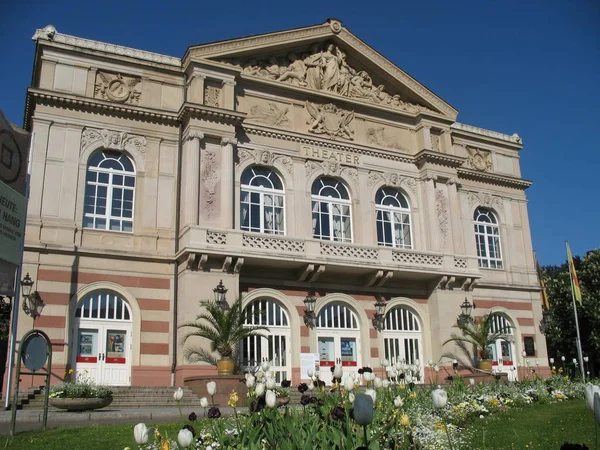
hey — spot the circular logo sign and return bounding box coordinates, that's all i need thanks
[0,128,22,184]
[21,333,49,372]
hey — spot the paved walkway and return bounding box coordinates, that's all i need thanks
[0,406,245,434]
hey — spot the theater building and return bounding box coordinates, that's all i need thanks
[16,20,546,387]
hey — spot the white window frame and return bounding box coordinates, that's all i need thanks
[311,177,353,243]
[375,187,413,249]
[240,167,285,235]
[474,207,503,269]
[83,150,136,233]
[382,306,424,381]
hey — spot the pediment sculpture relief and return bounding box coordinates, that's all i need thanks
[237,148,293,174]
[306,101,354,140]
[467,192,504,211]
[81,127,147,154]
[466,146,493,172]
[222,43,433,114]
[366,127,404,150]
[247,103,290,126]
[95,72,141,104]
[367,171,417,193]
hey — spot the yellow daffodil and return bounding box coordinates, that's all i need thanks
[409,391,416,400]
[160,438,170,450]
[399,384,406,391]
[400,414,410,427]
[228,390,239,408]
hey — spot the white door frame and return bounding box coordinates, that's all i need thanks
[490,338,517,381]
[316,330,361,385]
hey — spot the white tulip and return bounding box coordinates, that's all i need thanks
[308,382,314,391]
[394,396,403,408]
[573,358,578,365]
[261,361,270,372]
[382,380,390,389]
[344,376,355,391]
[333,364,343,379]
[352,371,360,381]
[561,356,565,362]
[349,392,355,403]
[584,356,589,363]
[374,377,382,388]
[200,397,209,408]
[432,388,448,409]
[364,372,374,382]
[173,387,184,401]
[206,381,217,396]
[134,423,149,445]
[469,378,475,386]
[390,369,399,378]
[246,375,256,388]
[307,369,314,378]
[255,382,265,397]
[265,390,277,408]
[178,428,194,448]
[434,364,440,372]
[405,374,413,384]
[549,358,554,364]
[365,388,376,402]
[584,384,600,413]
[266,377,276,390]
[381,359,389,367]
[552,366,556,370]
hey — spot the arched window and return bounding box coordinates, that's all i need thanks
[474,207,503,269]
[241,167,285,234]
[242,298,291,383]
[487,313,516,380]
[75,291,132,321]
[311,177,352,242]
[376,187,412,249]
[83,150,135,232]
[382,306,423,375]
[316,303,359,329]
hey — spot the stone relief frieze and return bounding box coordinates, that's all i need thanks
[366,127,404,150]
[435,188,449,249]
[306,101,354,140]
[247,103,290,126]
[466,146,493,172]
[204,84,221,107]
[431,133,440,151]
[467,192,504,211]
[236,148,293,174]
[221,43,432,114]
[94,72,141,104]
[81,127,147,154]
[201,149,219,218]
[367,171,417,193]
[305,159,358,183]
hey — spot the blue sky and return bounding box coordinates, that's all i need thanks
[2,0,598,265]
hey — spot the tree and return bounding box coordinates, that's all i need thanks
[542,248,600,378]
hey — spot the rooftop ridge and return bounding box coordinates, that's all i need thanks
[451,122,522,144]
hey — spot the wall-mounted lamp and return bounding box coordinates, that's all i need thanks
[372,295,387,332]
[213,280,228,307]
[21,273,44,319]
[456,297,474,327]
[303,292,317,328]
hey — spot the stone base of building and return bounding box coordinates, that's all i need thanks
[184,375,249,407]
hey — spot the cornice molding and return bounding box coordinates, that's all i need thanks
[451,122,522,146]
[25,88,179,130]
[414,149,465,169]
[457,168,532,190]
[178,102,246,125]
[32,25,181,67]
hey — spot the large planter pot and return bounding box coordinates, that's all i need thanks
[49,397,113,412]
[478,360,493,372]
[217,358,234,375]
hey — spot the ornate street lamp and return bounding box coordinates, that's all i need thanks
[372,295,387,332]
[21,273,44,319]
[213,280,228,306]
[303,292,317,328]
[457,297,474,327]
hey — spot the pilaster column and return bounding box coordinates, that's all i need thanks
[423,175,438,251]
[446,178,464,254]
[220,137,237,229]
[184,132,204,228]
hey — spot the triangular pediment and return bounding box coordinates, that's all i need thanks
[185,20,457,119]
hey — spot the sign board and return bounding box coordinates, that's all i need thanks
[300,352,320,380]
[21,333,49,372]
[0,109,31,296]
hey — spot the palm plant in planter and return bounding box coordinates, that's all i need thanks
[443,313,511,371]
[180,297,269,375]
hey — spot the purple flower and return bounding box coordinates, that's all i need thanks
[281,380,291,388]
[188,412,197,422]
[298,383,309,393]
[331,406,345,420]
[207,407,221,419]
[301,395,311,405]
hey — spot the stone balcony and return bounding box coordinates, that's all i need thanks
[179,227,481,286]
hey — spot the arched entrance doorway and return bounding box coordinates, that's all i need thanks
[316,302,361,385]
[487,313,517,381]
[241,298,291,384]
[382,305,424,381]
[72,291,133,386]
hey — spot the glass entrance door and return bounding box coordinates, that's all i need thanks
[317,334,359,385]
[488,339,516,381]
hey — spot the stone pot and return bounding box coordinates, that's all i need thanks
[49,397,113,412]
[217,358,234,375]
[478,360,493,372]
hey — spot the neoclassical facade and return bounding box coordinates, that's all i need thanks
[17,21,546,388]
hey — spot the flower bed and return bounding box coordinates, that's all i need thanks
[49,369,113,400]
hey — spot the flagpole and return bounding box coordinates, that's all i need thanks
[565,241,585,381]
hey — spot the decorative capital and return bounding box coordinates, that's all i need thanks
[221,137,238,147]
[187,131,205,142]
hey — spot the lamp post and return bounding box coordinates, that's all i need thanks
[20,273,44,319]
[303,292,317,328]
[213,280,228,307]
[372,295,386,332]
[457,298,474,327]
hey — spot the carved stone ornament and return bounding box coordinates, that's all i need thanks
[467,192,504,211]
[466,146,493,172]
[247,102,290,127]
[81,127,147,154]
[367,171,417,193]
[366,127,404,150]
[306,101,354,140]
[94,72,141,104]
[221,43,433,114]
[201,149,219,219]
[436,188,449,248]
[205,84,221,107]
[305,159,358,182]
[236,148,293,174]
[431,133,440,151]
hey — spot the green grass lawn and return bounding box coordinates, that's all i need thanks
[1,400,597,449]
[466,399,597,449]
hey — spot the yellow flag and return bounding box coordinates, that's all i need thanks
[566,242,583,305]
[534,253,550,309]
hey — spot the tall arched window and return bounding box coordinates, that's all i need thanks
[311,177,352,242]
[487,313,516,380]
[83,150,135,232]
[382,306,423,377]
[376,187,412,249]
[474,207,503,269]
[241,167,285,234]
